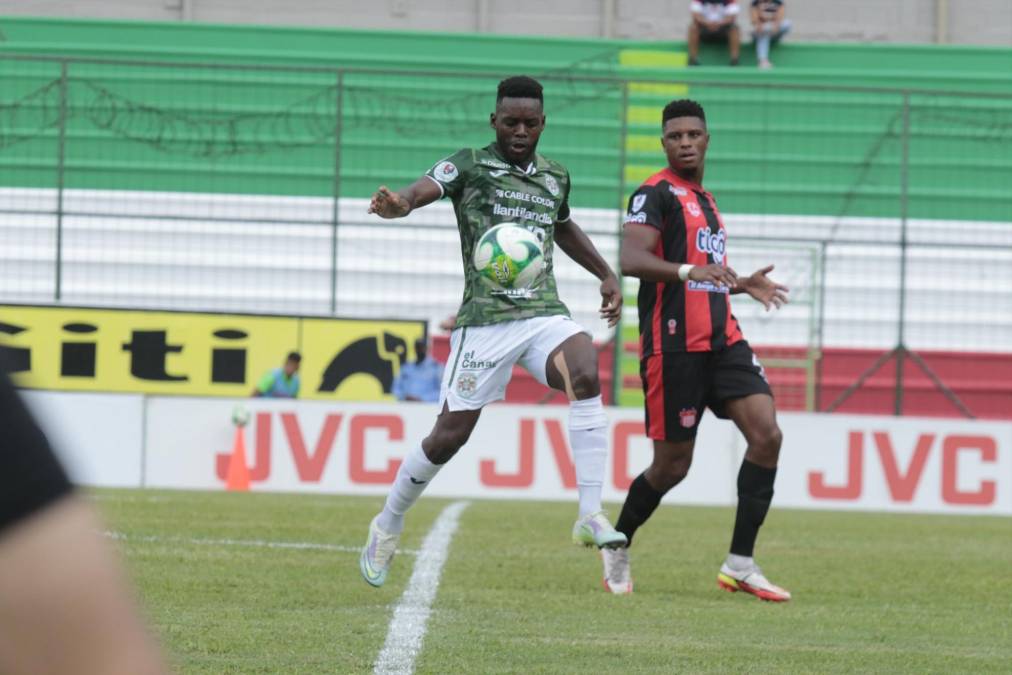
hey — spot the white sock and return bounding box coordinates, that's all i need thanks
[725,553,755,572]
[376,444,443,534]
[569,395,608,518]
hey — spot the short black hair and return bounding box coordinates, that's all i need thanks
[286,351,301,363]
[662,99,706,127]
[497,76,543,103]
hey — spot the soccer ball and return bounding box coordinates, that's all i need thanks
[472,223,544,289]
[231,405,250,428]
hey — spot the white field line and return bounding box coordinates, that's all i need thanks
[373,500,470,675]
[102,530,419,556]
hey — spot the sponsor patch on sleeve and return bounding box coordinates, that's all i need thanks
[434,160,459,183]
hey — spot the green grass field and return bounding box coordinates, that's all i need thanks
[93,489,1012,674]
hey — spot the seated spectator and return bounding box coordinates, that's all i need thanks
[751,0,791,69]
[688,0,741,66]
[252,351,301,398]
[392,337,443,403]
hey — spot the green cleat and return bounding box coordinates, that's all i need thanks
[359,516,400,588]
[572,511,628,549]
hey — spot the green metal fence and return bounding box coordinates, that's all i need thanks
[1,54,1010,415]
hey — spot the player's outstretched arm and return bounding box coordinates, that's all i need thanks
[620,223,738,288]
[732,264,789,310]
[555,217,622,327]
[367,177,442,219]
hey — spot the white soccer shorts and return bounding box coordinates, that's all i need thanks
[439,315,588,411]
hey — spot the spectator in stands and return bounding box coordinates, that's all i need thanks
[392,337,443,403]
[688,0,741,66]
[252,351,301,398]
[751,0,790,69]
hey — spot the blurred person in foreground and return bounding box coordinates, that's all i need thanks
[605,99,791,601]
[0,369,168,674]
[392,337,444,403]
[252,351,301,398]
[688,0,741,66]
[751,0,791,69]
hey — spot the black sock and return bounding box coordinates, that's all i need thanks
[616,473,665,546]
[729,460,777,557]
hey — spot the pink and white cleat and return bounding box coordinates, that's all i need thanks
[600,547,633,594]
[717,562,791,602]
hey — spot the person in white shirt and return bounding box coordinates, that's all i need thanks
[688,0,741,66]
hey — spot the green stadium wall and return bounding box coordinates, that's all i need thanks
[1,17,1010,221]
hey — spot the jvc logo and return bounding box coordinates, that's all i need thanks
[695,228,726,264]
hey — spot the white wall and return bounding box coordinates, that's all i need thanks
[21,390,145,487]
[4,188,1010,351]
[3,0,1011,46]
[25,390,1012,516]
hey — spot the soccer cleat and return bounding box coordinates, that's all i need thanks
[600,546,633,594]
[572,511,628,549]
[717,562,791,602]
[359,516,400,588]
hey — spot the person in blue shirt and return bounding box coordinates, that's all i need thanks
[253,352,301,398]
[392,338,443,403]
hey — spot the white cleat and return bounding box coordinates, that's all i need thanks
[572,511,628,549]
[717,562,791,602]
[601,546,633,594]
[359,516,400,588]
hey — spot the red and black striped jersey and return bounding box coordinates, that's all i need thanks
[625,168,744,356]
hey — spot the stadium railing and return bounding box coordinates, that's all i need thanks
[0,54,1009,418]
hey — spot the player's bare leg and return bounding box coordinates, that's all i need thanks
[687,20,702,65]
[545,333,627,550]
[728,24,741,65]
[360,405,481,587]
[717,393,791,601]
[605,439,696,593]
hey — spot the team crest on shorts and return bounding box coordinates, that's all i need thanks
[456,373,477,395]
[679,407,697,428]
[544,174,560,196]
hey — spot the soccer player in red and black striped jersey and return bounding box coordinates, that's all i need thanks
[601,99,792,602]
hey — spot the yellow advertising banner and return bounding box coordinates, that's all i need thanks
[0,305,425,400]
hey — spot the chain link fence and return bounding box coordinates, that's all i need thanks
[1,55,1010,415]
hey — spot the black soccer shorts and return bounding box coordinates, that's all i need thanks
[639,340,773,442]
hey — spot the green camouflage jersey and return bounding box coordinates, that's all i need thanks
[425,142,573,327]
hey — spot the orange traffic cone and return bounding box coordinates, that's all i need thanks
[224,425,251,491]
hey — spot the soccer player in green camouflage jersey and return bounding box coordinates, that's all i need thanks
[360,76,627,588]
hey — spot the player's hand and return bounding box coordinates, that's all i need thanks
[599,274,623,328]
[688,263,738,289]
[742,264,789,310]
[368,186,411,218]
